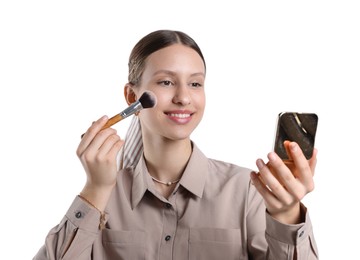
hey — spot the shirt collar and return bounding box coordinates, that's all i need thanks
[130,142,208,209]
[179,142,207,198]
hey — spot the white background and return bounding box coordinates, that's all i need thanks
[1,1,359,259]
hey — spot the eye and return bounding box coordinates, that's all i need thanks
[158,80,174,87]
[190,82,202,88]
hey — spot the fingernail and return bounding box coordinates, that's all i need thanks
[290,142,298,152]
[268,152,277,162]
[256,159,265,170]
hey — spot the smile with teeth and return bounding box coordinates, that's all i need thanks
[167,113,191,118]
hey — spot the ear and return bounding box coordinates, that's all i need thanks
[124,83,137,105]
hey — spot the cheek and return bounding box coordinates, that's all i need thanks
[139,108,162,125]
[193,93,206,109]
[150,89,172,106]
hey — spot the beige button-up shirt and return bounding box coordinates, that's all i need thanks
[34,143,318,260]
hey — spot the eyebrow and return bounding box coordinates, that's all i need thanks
[152,70,205,78]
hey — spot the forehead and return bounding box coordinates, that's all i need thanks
[144,44,205,76]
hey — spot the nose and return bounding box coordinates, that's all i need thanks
[172,84,191,106]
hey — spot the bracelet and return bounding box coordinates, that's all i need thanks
[78,194,106,230]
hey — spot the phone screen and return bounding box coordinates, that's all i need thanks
[274,112,318,160]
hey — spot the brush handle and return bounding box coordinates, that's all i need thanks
[101,114,124,129]
[81,114,124,138]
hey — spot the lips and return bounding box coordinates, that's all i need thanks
[165,110,193,124]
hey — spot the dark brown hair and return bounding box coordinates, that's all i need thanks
[128,30,206,85]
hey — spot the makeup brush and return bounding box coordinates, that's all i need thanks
[81,91,157,138]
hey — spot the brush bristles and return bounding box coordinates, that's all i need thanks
[139,91,157,109]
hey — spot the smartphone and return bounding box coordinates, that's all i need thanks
[274,112,318,160]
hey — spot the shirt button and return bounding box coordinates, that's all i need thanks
[75,211,82,218]
[165,203,172,209]
[299,230,305,237]
[165,235,171,241]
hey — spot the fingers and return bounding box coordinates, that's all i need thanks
[255,158,296,206]
[76,115,124,159]
[286,142,315,192]
[96,134,124,160]
[283,140,293,161]
[309,148,318,176]
[252,141,317,204]
[251,142,317,223]
[77,116,109,156]
[250,171,282,208]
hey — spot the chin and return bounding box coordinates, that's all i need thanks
[165,130,193,141]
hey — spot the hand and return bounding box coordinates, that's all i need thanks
[76,116,124,210]
[251,141,317,224]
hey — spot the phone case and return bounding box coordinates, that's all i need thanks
[274,112,318,160]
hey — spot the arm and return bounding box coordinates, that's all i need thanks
[265,204,318,260]
[249,141,319,259]
[33,116,124,260]
[33,197,106,260]
[77,115,124,212]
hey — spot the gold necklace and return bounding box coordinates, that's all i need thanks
[151,176,180,186]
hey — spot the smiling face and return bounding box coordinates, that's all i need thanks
[132,44,206,143]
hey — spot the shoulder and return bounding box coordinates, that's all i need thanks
[206,157,254,189]
[192,141,254,184]
[208,157,252,173]
[201,157,260,209]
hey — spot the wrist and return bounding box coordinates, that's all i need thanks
[77,193,107,230]
[270,203,303,225]
[80,183,115,212]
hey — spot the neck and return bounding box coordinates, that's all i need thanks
[143,137,192,182]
